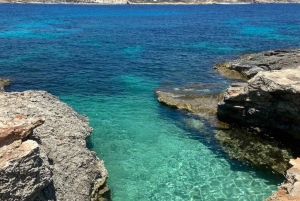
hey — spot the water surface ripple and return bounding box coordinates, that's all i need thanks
[1,4,300,200]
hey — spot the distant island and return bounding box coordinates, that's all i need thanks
[0,0,300,5]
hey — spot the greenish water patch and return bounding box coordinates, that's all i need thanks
[0,29,69,39]
[60,75,282,201]
[121,45,145,59]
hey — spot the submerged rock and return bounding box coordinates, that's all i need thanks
[267,158,300,201]
[0,91,110,201]
[214,49,300,79]
[155,49,300,175]
[215,128,293,174]
[155,86,294,174]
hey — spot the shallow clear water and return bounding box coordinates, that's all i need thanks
[1,4,300,200]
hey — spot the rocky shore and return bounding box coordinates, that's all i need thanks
[0,82,110,201]
[267,158,300,201]
[216,49,300,200]
[155,48,300,199]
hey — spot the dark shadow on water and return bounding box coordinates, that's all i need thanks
[86,136,94,150]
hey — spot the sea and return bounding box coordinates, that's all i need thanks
[1,3,300,201]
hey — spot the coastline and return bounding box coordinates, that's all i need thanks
[155,48,300,200]
[0,82,111,201]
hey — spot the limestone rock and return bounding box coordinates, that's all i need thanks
[267,158,300,201]
[155,89,229,129]
[0,91,110,201]
[0,115,44,147]
[218,68,300,139]
[214,49,300,79]
[0,140,52,201]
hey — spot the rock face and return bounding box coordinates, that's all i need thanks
[214,49,300,79]
[267,158,300,201]
[0,115,44,146]
[0,91,110,201]
[218,67,300,139]
[0,116,52,201]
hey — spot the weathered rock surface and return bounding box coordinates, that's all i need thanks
[0,115,44,147]
[0,116,52,201]
[267,158,300,201]
[0,140,52,201]
[218,68,300,139]
[0,91,110,201]
[155,89,230,129]
[214,49,300,79]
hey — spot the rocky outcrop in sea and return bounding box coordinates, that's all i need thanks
[213,49,300,200]
[218,68,300,140]
[155,48,300,177]
[155,87,294,174]
[0,82,110,201]
[214,49,300,79]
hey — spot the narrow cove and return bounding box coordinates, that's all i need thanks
[1,4,300,200]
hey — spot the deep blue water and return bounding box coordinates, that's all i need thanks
[1,4,300,200]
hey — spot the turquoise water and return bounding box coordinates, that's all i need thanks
[1,4,300,200]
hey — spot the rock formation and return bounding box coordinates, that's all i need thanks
[215,128,293,174]
[0,90,110,201]
[0,115,44,146]
[267,158,300,201]
[214,49,300,79]
[155,87,294,174]
[218,67,300,140]
[213,49,300,200]
[155,48,300,175]
[155,89,230,129]
[0,116,52,201]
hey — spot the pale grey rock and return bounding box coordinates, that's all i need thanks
[0,91,109,201]
[0,140,52,201]
[214,49,300,79]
